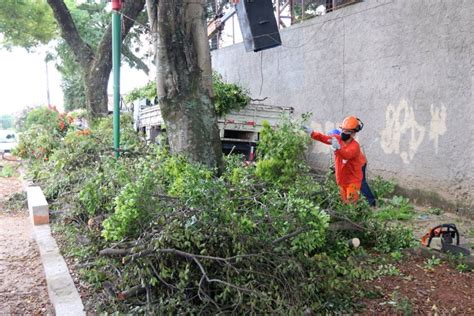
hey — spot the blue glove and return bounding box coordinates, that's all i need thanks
[331,137,340,151]
[302,125,313,135]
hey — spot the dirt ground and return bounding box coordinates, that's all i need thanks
[361,205,474,314]
[3,158,472,314]
[362,255,474,314]
[0,159,53,315]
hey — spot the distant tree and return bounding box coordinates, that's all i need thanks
[54,1,150,111]
[0,0,146,116]
[47,0,146,115]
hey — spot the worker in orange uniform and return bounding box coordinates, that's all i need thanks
[303,116,366,204]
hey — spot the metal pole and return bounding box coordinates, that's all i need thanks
[112,4,121,158]
[301,0,304,21]
[275,0,280,29]
[232,14,235,44]
[45,60,51,106]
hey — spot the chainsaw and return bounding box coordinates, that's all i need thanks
[421,223,471,256]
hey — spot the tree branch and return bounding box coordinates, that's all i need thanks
[122,44,150,75]
[99,248,132,256]
[272,228,308,245]
[46,0,94,69]
[94,0,146,76]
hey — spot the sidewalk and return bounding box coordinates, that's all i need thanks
[0,160,53,315]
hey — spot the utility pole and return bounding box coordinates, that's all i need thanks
[45,59,51,106]
[112,0,122,158]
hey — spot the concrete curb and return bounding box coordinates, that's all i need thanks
[27,185,85,316]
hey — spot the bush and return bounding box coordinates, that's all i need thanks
[14,106,72,160]
[19,108,417,314]
[102,169,160,241]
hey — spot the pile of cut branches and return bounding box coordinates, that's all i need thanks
[18,109,415,314]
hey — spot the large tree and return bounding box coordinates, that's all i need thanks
[146,0,223,171]
[0,0,56,50]
[0,1,148,114]
[54,1,150,111]
[47,0,145,115]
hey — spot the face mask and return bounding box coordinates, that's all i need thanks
[341,132,351,141]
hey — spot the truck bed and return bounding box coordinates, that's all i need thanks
[135,102,293,159]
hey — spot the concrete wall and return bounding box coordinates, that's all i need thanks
[212,0,474,210]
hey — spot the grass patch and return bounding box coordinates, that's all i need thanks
[0,164,18,177]
[375,196,415,221]
[3,192,27,212]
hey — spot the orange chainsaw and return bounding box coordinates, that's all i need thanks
[421,223,471,256]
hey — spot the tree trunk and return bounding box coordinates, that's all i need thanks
[47,0,145,116]
[147,0,223,171]
[84,60,111,116]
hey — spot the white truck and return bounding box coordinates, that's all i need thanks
[134,101,293,160]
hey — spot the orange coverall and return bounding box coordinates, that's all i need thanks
[310,132,366,203]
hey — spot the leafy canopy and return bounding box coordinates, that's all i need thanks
[0,0,57,50]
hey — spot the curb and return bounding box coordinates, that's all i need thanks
[27,185,86,315]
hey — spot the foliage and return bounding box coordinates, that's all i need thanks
[0,0,57,50]
[212,72,250,116]
[14,106,38,132]
[446,253,472,273]
[19,110,419,314]
[124,73,251,117]
[390,250,403,262]
[365,221,416,253]
[423,256,441,270]
[256,118,310,186]
[427,207,443,215]
[0,164,17,178]
[375,263,400,277]
[14,106,72,160]
[369,176,396,201]
[124,81,157,104]
[390,291,413,316]
[79,157,134,217]
[2,192,27,213]
[375,196,415,221]
[102,165,160,241]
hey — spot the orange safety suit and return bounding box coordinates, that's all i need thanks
[310,132,366,203]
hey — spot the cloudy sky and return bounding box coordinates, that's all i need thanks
[0,47,150,116]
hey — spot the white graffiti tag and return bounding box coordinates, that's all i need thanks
[429,104,447,155]
[380,100,426,164]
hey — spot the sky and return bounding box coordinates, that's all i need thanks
[0,4,246,117]
[0,47,150,116]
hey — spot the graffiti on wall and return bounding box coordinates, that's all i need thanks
[429,104,447,155]
[306,101,447,164]
[380,100,447,163]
